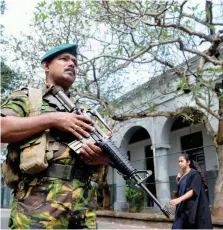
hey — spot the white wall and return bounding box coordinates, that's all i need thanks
[107,166,116,185]
[202,128,219,171]
[128,139,152,171]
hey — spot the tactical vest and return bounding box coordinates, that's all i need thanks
[2,88,55,188]
[2,88,105,188]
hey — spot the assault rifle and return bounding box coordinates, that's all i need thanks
[43,85,171,218]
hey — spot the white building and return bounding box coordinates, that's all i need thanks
[107,55,221,211]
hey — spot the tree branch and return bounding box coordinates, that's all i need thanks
[143,21,215,42]
[177,39,223,66]
[79,39,182,65]
[177,0,188,25]
[91,61,100,99]
[149,51,183,76]
[77,91,109,109]
[205,0,215,35]
[195,98,220,120]
[202,115,217,140]
[113,107,204,121]
[197,56,206,75]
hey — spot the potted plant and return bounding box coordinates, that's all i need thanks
[125,180,145,212]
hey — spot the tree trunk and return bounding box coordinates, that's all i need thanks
[213,80,223,217]
[101,165,110,210]
[212,144,223,217]
[102,183,110,210]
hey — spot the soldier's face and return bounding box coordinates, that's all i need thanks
[45,52,77,89]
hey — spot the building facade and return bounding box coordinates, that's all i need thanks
[107,56,221,211]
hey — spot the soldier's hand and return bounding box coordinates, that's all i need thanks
[52,112,95,139]
[79,140,110,165]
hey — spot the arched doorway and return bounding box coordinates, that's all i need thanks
[128,127,156,207]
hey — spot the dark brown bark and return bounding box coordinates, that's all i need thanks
[213,86,223,217]
[213,144,223,217]
[101,165,110,210]
[102,183,110,210]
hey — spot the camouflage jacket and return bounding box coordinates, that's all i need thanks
[1,87,105,185]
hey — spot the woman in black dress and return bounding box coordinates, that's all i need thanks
[169,154,212,229]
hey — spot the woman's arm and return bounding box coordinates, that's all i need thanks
[178,189,194,202]
[169,189,194,206]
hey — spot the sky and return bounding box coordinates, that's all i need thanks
[1,0,38,36]
[1,0,221,47]
[1,0,39,68]
[1,0,44,86]
[1,0,221,35]
[0,0,209,44]
[1,0,222,94]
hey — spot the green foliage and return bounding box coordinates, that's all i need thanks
[188,4,200,12]
[1,60,22,101]
[149,104,157,112]
[125,180,144,212]
[176,77,189,91]
[206,68,223,73]
[219,94,223,104]
[0,0,6,15]
[3,0,126,106]
[1,144,8,156]
[161,30,173,39]
[3,0,223,117]
[115,47,123,55]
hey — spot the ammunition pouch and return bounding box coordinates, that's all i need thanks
[2,144,21,189]
[20,133,48,174]
[19,131,58,174]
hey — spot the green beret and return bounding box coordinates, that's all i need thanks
[41,44,78,64]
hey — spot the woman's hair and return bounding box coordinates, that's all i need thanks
[180,154,208,188]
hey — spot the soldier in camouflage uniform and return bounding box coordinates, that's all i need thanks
[1,44,110,229]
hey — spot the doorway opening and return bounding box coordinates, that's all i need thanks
[180,131,206,172]
[145,145,156,207]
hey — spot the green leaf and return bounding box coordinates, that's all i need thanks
[206,68,223,73]
[115,47,123,55]
[109,1,115,7]
[149,104,157,112]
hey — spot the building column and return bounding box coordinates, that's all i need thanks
[114,171,127,211]
[112,135,129,211]
[152,144,171,206]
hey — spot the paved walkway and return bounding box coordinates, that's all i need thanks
[0,209,166,229]
[2,209,223,229]
[97,209,223,229]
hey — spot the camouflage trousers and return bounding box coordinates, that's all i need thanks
[9,176,98,229]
